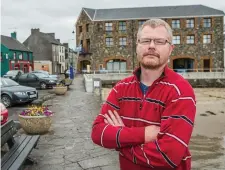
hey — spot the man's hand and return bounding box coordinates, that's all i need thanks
[145,125,160,143]
[104,110,125,127]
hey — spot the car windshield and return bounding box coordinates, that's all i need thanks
[1,78,19,87]
[6,70,18,75]
[33,73,49,78]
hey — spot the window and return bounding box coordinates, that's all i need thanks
[106,59,127,72]
[28,74,37,79]
[119,37,127,46]
[173,35,181,44]
[86,24,89,32]
[186,35,195,44]
[138,20,146,28]
[186,19,194,28]
[119,21,126,32]
[203,18,211,28]
[172,20,180,29]
[203,34,212,43]
[86,39,90,51]
[79,26,82,33]
[105,37,113,47]
[105,22,113,32]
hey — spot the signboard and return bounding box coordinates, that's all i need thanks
[94,81,100,87]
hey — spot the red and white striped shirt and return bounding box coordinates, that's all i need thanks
[91,66,196,170]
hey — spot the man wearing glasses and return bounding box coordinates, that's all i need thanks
[91,19,196,170]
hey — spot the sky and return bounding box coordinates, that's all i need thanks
[1,0,225,49]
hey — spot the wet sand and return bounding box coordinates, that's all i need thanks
[191,88,225,169]
[101,88,225,169]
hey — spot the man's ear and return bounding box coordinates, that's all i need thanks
[169,44,175,56]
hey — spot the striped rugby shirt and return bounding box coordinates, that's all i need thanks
[91,66,196,170]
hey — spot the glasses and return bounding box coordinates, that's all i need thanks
[138,38,171,45]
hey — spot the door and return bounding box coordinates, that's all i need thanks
[17,74,28,86]
[203,59,210,72]
[27,73,39,88]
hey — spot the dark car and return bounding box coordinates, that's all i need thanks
[17,73,58,89]
[31,70,59,80]
[3,70,24,81]
[1,78,38,108]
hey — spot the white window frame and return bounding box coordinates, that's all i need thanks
[172,35,181,44]
[203,18,211,28]
[186,19,194,28]
[119,37,127,46]
[172,20,180,29]
[186,35,195,44]
[203,34,212,44]
[105,22,113,32]
[105,37,113,47]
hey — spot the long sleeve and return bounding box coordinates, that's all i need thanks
[119,85,196,168]
[91,84,145,149]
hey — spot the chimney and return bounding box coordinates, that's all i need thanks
[11,32,17,39]
[47,33,55,38]
[56,39,60,43]
[31,28,40,35]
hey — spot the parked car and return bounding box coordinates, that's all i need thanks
[1,78,38,108]
[3,70,24,81]
[0,102,8,125]
[17,73,58,89]
[31,70,59,79]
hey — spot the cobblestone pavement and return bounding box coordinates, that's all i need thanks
[24,75,120,170]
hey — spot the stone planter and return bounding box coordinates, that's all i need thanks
[18,115,52,134]
[53,86,67,95]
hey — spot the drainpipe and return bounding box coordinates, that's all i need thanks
[132,20,135,70]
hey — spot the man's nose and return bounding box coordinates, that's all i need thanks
[148,40,156,49]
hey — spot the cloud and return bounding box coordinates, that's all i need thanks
[1,0,224,47]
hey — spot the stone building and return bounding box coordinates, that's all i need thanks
[75,5,224,72]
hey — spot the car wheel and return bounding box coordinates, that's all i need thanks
[1,95,12,108]
[40,82,47,89]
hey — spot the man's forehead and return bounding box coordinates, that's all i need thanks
[140,25,169,38]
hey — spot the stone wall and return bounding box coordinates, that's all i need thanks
[187,79,225,88]
[76,11,224,71]
[169,17,224,70]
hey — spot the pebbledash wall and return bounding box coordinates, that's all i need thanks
[76,8,224,72]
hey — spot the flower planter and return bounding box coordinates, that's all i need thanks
[18,115,52,134]
[53,86,67,95]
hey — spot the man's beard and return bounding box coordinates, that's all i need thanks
[139,51,162,70]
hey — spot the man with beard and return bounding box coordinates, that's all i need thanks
[91,19,196,170]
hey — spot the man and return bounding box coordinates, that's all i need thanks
[91,19,196,170]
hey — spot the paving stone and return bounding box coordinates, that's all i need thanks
[24,75,119,170]
[78,155,116,169]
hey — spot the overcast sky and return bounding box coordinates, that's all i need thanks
[1,0,225,48]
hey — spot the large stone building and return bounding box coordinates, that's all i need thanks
[75,5,224,72]
[23,29,66,74]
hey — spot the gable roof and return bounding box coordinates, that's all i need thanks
[83,5,224,21]
[83,8,96,20]
[39,32,61,45]
[1,35,32,52]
